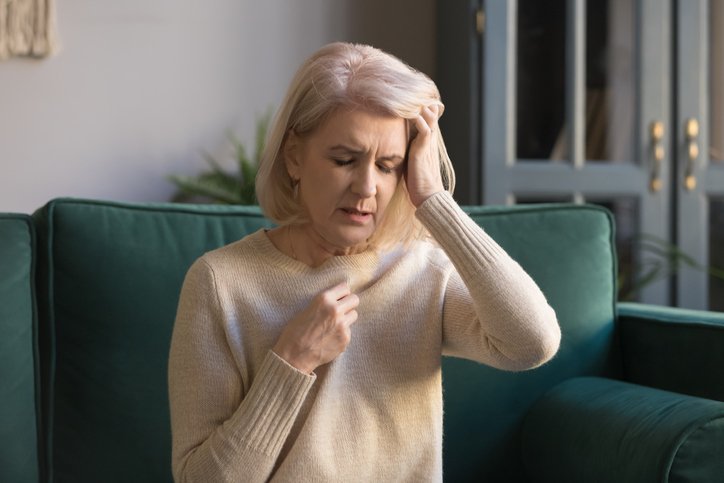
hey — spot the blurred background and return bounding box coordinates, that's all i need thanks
[1,0,722,310]
[438,0,724,311]
[0,0,435,213]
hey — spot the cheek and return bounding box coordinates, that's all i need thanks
[377,178,403,208]
[300,173,344,212]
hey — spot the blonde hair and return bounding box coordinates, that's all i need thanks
[256,42,455,249]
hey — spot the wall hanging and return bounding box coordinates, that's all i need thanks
[0,0,57,60]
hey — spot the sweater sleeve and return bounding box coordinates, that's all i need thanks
[415,191,561,371]
[168,258,316,482]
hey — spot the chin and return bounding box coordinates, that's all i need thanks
[332,227,376,248]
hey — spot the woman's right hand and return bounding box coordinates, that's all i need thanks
[272,282,359,374]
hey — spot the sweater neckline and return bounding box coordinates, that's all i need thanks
[249,229,384,274]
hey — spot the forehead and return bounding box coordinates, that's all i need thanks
[307,108,407,151]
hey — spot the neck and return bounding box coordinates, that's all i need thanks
[290,224,369,268]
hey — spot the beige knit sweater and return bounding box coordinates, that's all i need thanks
[168,191,560,482]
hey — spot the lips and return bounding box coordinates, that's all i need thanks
[340,207,373,224]
[341,208,372,215]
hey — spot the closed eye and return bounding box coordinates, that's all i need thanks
[377,163,394,174]
[332,158,354,167]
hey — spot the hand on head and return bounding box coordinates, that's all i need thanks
[272,281,359,374]
[405,103,445,208]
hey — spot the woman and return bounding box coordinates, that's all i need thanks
[168,42,560,482]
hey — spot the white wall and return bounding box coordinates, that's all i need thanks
[0,0,435,213]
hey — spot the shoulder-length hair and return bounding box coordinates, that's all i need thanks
[255,42,455,249]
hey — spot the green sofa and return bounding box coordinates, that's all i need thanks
[2,199,723,482]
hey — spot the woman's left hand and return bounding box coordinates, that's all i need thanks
[405,104,445,208]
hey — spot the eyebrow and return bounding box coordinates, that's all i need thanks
[328,144,405,162]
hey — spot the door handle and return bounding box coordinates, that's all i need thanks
[650,121,664,192]
[684,118,699,190]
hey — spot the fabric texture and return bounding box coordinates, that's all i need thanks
[0,0,57,59]
[33,199,273,482]
[168,191,561,482]
[0,214,39,483]
[522,377,724,482]
[441,203,618,481]
[33,197,614,482]
[618,302,724,402]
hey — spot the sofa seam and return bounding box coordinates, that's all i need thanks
[26,214,43,483]
[620,316,724,331]
[44,202,57,483]
[48,197,609,218]
[45,198,267,218]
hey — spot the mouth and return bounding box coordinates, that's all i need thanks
[340,207,374,223]
[341,207,372,216]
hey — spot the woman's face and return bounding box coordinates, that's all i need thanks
[285,108,407,251]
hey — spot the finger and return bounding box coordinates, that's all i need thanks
[325,281,351,301]
[337,292,360,312]
[420,105,439,130]
[342,309,358,327]
[432,101,444,118]
[412,114,431,139]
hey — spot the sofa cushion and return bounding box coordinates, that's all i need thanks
[0,214,39,483]
[34,199,272,482]
[442,204,618,481]
[521,377,724,482]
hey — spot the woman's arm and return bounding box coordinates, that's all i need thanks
[168,259,315,482]
[404,104,558,370]
[416,192,561,371]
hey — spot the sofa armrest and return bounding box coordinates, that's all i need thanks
[0,214,40,482]
[618,302,724,401]
[522,377,724,482]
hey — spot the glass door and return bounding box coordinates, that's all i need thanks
[676,0,724,309]
[483,0,673,304]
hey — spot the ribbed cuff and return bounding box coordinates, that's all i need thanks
[228,350,316,456]
[415,191,507,279]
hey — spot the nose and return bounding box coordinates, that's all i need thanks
[351,163,377,198]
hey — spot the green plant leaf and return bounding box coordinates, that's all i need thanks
[167,175,242,204]
[255,108,272,163]
[620,232,724,300]
[168,111,270,205]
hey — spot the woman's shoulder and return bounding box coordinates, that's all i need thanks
[201,229,265,261]
[191,229,277,279]
[405,238,453,274]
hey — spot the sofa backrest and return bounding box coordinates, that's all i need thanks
[33,200,272,482]
[443,204,619,481]
[32,199,617,482]
[0,214,40,483]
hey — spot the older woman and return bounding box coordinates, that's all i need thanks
[168,42,560,482]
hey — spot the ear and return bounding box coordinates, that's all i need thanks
[283,130,302,181]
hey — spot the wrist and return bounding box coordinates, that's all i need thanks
[272,342,315,374]
[412,189,444,208]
